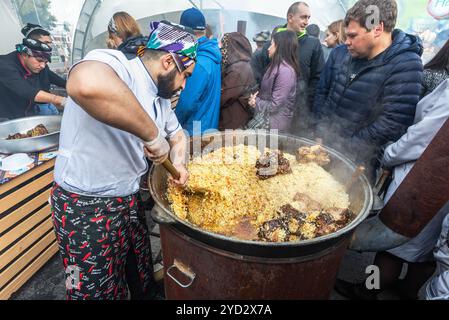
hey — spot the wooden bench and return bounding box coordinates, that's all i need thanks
[0,159,58,299]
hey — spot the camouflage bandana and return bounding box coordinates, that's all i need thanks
[146,20,198,72]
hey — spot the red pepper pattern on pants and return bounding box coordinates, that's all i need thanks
[50,184,153,300]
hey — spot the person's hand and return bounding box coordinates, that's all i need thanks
[143,130,170,164]
[53,95,66,109]
[60,97,67,108]
[248,91,258,108]
[169,163,189,187]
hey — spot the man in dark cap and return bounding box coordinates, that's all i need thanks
[253,30,271,53]
[0,23,67,120]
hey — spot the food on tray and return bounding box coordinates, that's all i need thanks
[167,145,353,243]
[6,124,49,140]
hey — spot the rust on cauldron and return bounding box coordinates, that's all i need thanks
[160,225,350,300]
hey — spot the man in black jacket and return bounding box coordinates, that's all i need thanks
[251,2,325,111]
[0,23,67,120]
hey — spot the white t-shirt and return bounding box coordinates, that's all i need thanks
[54,49,182,197]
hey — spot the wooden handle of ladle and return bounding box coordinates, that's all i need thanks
[162,159,181,180]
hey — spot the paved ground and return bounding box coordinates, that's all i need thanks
[10,209,426,300]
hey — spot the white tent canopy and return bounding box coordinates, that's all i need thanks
[88,0,346,38]
[73,0,347,62]
[0,0,23,55]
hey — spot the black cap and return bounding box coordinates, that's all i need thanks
[21,23,50,38]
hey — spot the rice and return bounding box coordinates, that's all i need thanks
[167,145,350,239]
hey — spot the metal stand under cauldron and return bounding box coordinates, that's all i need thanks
[160,225,350,300]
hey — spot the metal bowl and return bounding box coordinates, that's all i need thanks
[0,115,62,154]
[149,131,373,258]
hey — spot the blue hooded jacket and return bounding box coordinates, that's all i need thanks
[312,30,423,164]
[175,37,222,135]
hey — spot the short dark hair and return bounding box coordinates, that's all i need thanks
[27,29,51,41]
[21,23,51,40]
[142,48,168,62]
[287,2,309,18]
[344,0,397,32]
[306,24,320,38]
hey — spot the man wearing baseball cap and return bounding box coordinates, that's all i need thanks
[51,20,197,300]
[253,30,271,53]
[0,23,67,120]
[175,7,222,135]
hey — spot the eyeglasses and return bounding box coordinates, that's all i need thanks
[170,53,184,73]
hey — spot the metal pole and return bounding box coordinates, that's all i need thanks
[31,0,41,25]
[10,0,24,25]
[188,0,198,9]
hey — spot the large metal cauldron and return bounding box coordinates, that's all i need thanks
[149,131,373,299]
[0,115,62,154]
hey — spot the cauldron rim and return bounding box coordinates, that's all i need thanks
[149,131,373,251]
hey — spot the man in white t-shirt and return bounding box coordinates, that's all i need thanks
[51,21,198,300]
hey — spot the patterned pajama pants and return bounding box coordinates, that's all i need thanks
[50,184,154,300]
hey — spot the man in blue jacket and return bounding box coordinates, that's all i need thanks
[175,8,222,136]
[313,0,423,181]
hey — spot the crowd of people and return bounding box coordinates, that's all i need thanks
[0,0,448,301]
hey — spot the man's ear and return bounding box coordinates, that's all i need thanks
[161,54,175,71]
[373,22,384,38]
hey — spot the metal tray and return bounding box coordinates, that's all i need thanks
[0,115,62,154]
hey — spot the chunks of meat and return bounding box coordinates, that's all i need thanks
[296,145,330,166]
[258,204,307,242]
[315,209,354,237]
[259,202,355,241]
[7,133,27,140]
[315,213,338,237]
[6,124,49,140]
[293,193,322,212]
[255,151,292,180]
[259,218,289,242]
[327,207,354,227]
[229,217,259,241]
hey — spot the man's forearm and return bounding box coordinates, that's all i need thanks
[67,61,159,141]
[34,90,65,108]
[169,130,188,165]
